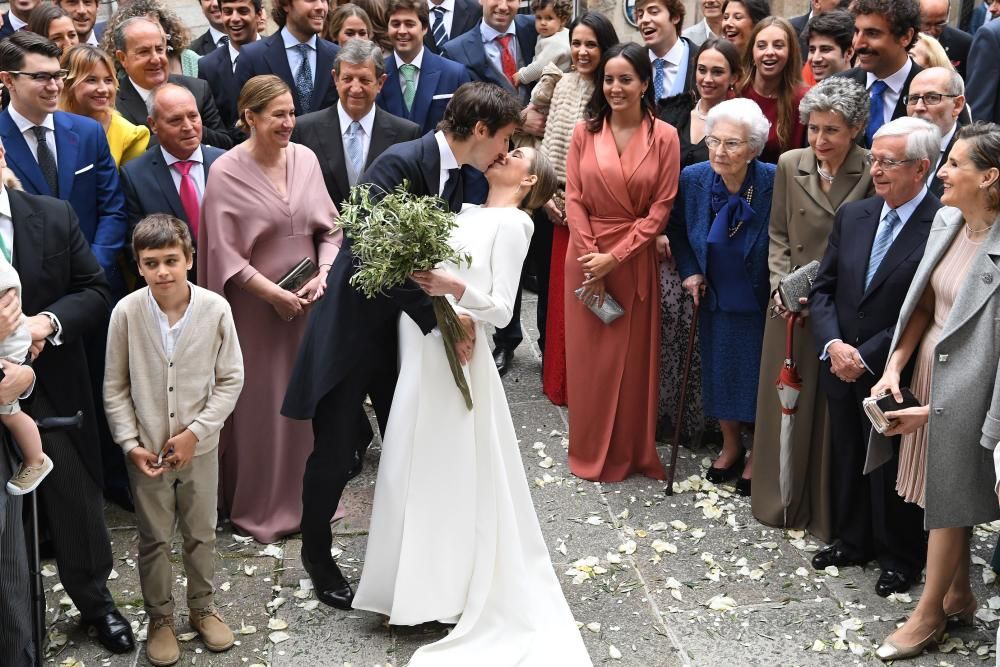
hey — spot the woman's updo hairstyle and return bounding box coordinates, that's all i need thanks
[237,75,291,133]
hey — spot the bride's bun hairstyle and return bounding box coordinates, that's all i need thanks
[521,150,559,213]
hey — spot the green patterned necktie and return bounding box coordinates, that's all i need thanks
[399,63,417,111]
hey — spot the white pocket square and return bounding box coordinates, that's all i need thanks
[74,164,94,175]
[431,94,453,100]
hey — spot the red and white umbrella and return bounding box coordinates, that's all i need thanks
[775,315,802,525]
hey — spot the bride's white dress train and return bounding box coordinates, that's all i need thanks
[352,205,592,666]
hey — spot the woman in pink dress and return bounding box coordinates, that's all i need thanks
[199,75,341,543]
[565,42,680,481]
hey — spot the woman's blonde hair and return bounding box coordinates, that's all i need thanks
[324,3,374,43]
[912,33,955,71]
[521,149,559,212]
[60,44,120,115]
[236,75,292,132]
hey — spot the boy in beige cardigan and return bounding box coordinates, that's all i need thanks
[104,215,244,667]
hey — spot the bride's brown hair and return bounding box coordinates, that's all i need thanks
[521,151,559,213]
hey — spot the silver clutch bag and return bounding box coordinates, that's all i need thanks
[777,260,820,312]
[574,287,624,324]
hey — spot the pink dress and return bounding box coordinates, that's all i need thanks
[198,143,341,543]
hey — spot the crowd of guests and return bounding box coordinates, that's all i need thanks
[0,0,997,663]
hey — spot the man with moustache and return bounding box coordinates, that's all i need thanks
[235,0,340,115]
[635,0,696,128]
[919,0,971,76]
[804,9,855,82]
[56,0,105,45]
[905,66,966,197]
[198,0,266,132]
[191,0,229,55]
[682,0,723,46]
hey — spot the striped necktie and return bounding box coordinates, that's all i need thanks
[431,6,448,49]
[865,208,900,289]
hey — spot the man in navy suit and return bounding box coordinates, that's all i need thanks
[810,117,939,596]
[235,0,339,115]
[284,81,521,611]
[377,0,472,134]
[190,0,229,55]
[198,0,266,133]
[294,39,420,207]
[441,0,538,104]
[0,0,41,41]
[56,0,105,45]
[424,0,483,54]
[966,15,1000,122]
[919,0,972,76]
[0,32,126,292]
[120,84,225,286]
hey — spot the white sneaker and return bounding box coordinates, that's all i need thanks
[6,453,54,495]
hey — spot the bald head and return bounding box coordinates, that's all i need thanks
[906,66,964,135]
[148,83,203,159]
[919,0,949,37]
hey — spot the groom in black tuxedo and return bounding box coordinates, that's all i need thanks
[283,82,522,609]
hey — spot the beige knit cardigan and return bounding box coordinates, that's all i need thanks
[539,71,595,185]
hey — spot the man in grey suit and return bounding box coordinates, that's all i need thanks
[292,39,421,207]
[120,84,226,285]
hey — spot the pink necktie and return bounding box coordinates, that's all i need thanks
[173,160,200,240]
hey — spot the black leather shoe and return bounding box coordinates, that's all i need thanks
[85,610,135,654]
[811,544,866,571]
[735,477,751,496]
[301,553,354,610]
[876,570,914,597]
[704,456,744,483]
[493,347,513,377]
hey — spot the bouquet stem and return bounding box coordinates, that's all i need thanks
[432,296,474,410]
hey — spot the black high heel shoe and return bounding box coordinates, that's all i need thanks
[705,455,745,483]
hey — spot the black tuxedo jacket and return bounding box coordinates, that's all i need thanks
[291,105,421,206]
[11,189,112,483]
[116,73,234,149]
[423,0,483,54]
[191,28,220,56]
[810,191,941,397]
[282,132,461,420]
[234,33,340,115]
[197,44,245,141]
[938,25,972,78]
[441,17,538,103]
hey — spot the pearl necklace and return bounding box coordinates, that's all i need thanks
[694,100,709,120]
[817,163,835,183]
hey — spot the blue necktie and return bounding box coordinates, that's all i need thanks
[294,43,314,114]
[865,209,900,289]
[431,6,448,49]
[345,121,363,185]
[653,58,667,100]
[866,80,888,147]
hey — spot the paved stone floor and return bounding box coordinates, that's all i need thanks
[33,292,1000,667]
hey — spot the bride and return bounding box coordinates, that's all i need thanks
[352,147,592,666]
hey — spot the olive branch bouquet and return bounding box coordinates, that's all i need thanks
[338,181,474,409]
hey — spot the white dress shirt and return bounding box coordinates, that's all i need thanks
[146,284,193,359]
[208,26,227,48]
[7,12,26,32]
[162,146,206,201]
[338,101,376,174]
[85,29,99,46]
[928,123,957,187]
[129,77,154,103]
[7,105,58,164]
[435,130,460,196]
[395,47,425,92]
[649,37,688,98]
[282,27,318,83]
[228,42,241,72]
[480,21,519,78]
[428,0,456,38]
[866,59,913,125]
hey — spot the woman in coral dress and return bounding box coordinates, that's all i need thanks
[564,43,680,481]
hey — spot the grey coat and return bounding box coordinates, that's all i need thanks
[866,206,1000,529]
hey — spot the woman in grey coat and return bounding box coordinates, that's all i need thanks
[867,122,1000,661]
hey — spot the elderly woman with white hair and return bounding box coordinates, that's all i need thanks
[668,97,776,495]
[751,76,874,533]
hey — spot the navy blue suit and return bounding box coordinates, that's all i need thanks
[424,0,482,54]
[809,193,938,576]
[376,49,472,134]
[235,32,339,115]
[967,18,1000,123]
[0,109,126,291]
[0,12,17,40]
[198,45,243,138]
[441,17,537,102]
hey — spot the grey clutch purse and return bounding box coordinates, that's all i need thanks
[777,260,820,312]
[574,287,624,325]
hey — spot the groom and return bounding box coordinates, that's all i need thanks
[282,82,523,610]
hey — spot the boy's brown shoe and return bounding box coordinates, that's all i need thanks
[146,615,179,666]
[189,607,235,652]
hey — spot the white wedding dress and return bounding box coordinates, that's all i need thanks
[352,205,592,666]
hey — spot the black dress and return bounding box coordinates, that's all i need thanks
[674,104,710,168]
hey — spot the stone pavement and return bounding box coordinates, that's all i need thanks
[35,292,1000,667]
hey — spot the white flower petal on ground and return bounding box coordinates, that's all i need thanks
[267,618,288,631]
[108,569,119,580]
[618,540,637,555]
[268,631,291,644]
[887,592,912,604]
[702,505,723,520]
[239,624,257,635]
[233,535,254,544]
[984,568,997,585]
[824,566,840,577]
[690,528,707,540]
[848,642,866,656]
[648,522,670,532]
[608,645,622,659]
[259,545,284,559]
[749,569,765,581]
[176,632,199,642]
[301,600,320,611]
[244,565,257,576]
[670,520,688,531]
[651,540,676,554]
[606,552,623,564]
[706,595,736,611]
[539,457,554,469]
[556,541,568,556]
[585,516,604,525]
[586,622,601,633]
[41,565,57,578]
[786,530,805,539]
[266,597,287,611]
[810,639,826,652]
[220,581,232,592]
[795,567,809,577]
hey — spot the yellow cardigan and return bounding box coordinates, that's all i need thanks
[106,111,150,167]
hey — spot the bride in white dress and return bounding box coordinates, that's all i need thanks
[352,147,592,666]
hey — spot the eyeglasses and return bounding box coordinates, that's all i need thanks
[864,152,916,170]
[4,69,69,83]
[903,93,959,106]
[705,136,748,153]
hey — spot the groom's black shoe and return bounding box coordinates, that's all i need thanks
[493,346,513,377]
[301,553,354,610]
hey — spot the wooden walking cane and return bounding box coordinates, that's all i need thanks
[665,298,700,496]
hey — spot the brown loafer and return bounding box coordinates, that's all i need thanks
[189,607,235,652]
[146,615,179,666]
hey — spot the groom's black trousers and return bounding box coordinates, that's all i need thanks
[300,329,397,567]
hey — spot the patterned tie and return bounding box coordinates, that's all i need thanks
[172,160,201,240]
[294,43,314,114]
[399,63,417,111]
[866,80,888,147]
[653,58,667,100]
[31,126,58,197]
[345,121,364,185]
[865,208,900,289]
[496,34,517,87]
[431,5,449,49]
[217,34,229,47]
